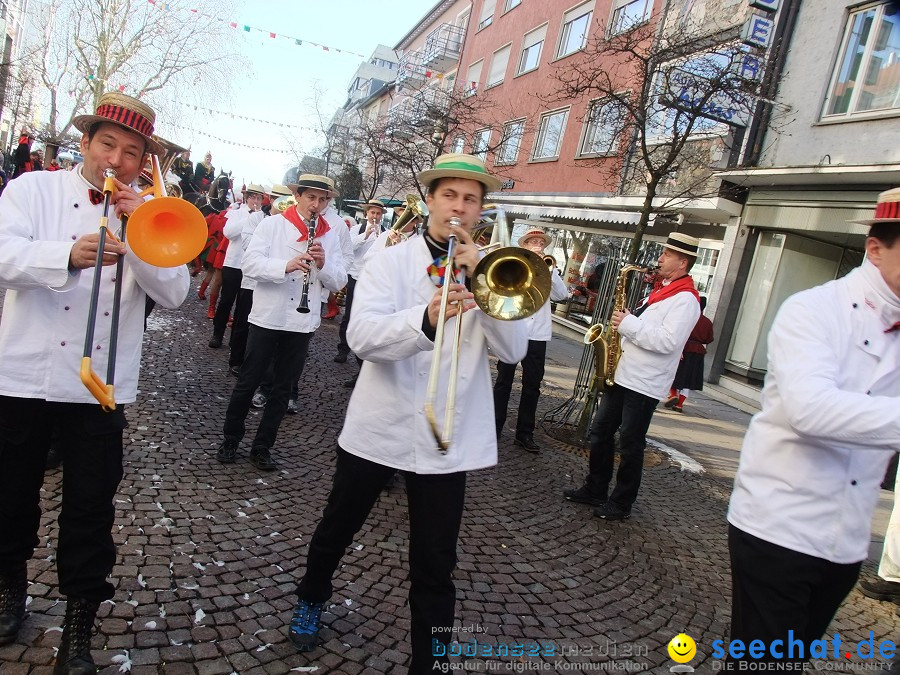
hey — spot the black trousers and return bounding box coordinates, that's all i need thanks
[297,448,466,674]
[337,277,362,365]
[212,266,242,341]
[493,339,547,437]
[229,288,253,367]
[584,383,658,508]
[0,396,125,601]
[223,325,310,450]
[726,525,861,667]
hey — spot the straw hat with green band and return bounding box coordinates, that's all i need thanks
[418,153,502,193]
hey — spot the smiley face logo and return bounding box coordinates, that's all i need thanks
[667,633,697,663]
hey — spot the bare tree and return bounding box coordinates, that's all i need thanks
[25,0,237,152]
[552,12,765,261]
[367,83,527,201]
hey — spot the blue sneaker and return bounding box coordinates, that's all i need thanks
[289,599,323,651]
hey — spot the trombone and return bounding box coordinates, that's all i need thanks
[424,207,552,453]
[81,156,207,411]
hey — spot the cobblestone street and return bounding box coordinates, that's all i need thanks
[0,285,897,674]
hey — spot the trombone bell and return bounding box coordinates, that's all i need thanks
[127,197,209,268]
[472,248,552,321]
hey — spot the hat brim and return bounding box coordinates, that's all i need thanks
[417,167,502,193]
[850,218,900,226]
[72,114,164,155]
[518,233,551,247]
[662,243,698,257]
[287,182,338,198]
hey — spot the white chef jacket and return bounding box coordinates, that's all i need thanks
[0,168,190,403]
[222,204,260,269]
[614,287,700,399]
[242,210,347,333]
[339,235,530,474]
[525,268,569,342]
[330,210,354,277]
[348,220,380,279]
[238,210,265,291]
[728,261,900,564]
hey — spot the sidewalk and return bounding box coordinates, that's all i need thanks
[540,326,897,566]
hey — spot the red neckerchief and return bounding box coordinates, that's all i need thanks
[644,274,700,307]
[282,206,331,242]
[887,322,900,333]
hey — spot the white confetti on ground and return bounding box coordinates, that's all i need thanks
[144,621,157,629]
[290,667,319,672]
[646,438,705,474]
[111,650,133,672]
[194,608,206,624]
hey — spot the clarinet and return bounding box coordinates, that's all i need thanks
[296,212,317,314]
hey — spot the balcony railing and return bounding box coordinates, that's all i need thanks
[423,23,465,72]
[396,49,427,90]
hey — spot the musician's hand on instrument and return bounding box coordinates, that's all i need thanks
[109,180,144,219]
[449,224,479,272]
[612,309,630,329]
[69,232,126,269]
[387,231,402,244]
[427,283,474,329]
[285,255,311,274]
[308,242,325,268]
[365,223,378,239]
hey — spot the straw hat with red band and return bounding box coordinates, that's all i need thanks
[72,92,164,156]
[518,227,552,248]
[851,187,900,226]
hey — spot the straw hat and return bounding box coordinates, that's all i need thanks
[662,232,699,257]
[518,227,551,248]
[851,187,900,226]
[269,184,292,197]
[417,153,502,193]
[288,174,337,197]
[245,183,266,196]
[72,92,163,155]
[363,199,386,212]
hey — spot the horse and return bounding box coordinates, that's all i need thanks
[183,171,232,216]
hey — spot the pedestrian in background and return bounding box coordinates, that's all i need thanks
[664,295,714,413]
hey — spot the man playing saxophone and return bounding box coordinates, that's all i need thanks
[564,232,701,521]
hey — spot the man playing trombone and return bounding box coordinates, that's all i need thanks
[0,92,190,673]
[287,154,530,673]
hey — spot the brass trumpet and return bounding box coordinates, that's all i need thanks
[424,208,551,453]
[543,255,555,268]
[386,194,428,247]
[272,194,297,213]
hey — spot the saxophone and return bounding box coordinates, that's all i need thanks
[584,264,655,390]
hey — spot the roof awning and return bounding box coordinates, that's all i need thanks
[717,164,900,187]
[497,203,641,224]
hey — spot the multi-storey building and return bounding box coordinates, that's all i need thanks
[0,0,31,155]
[711,0,900,404]
[454,0,780,335]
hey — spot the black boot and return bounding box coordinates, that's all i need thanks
[0,572,27,645]
[54,598,99,674]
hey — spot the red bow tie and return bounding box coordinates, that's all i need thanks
[88,189,105,205]
[886,322,900,333]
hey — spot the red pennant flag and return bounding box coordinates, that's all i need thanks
[323,46,329,51]
[229,21,237,27]
[119,85,126,91]
[269,32,276,38]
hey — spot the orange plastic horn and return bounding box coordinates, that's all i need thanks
[126,156,208,268]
